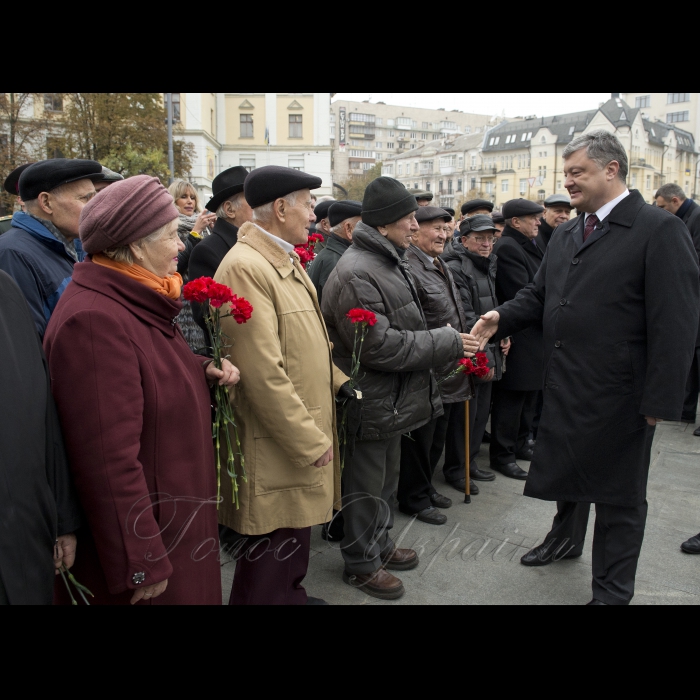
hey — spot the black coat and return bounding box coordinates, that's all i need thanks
[496,190,700,506]
[678,199,700,346]
[0,271,82,604]
[189,217,239,341]
[535,217,555,255]
[322,222,463,441]
[308,233,351,309]
[406,245,474,404]
[493,224,545,391]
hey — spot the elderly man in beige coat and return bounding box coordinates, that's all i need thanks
[215,166,349,605]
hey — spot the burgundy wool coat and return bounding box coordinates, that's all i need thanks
[44,259,221,605]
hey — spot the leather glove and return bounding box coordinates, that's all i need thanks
[336,381,363,459]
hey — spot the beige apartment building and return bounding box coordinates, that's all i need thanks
[330,99,499,184]
[171,93,333,201]
[384,97,698,211]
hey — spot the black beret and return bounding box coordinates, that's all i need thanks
[461,198,494,216]
[328,200,362,227]
[544,194,572,208]
[313,199,334,222]
[443,207,455,218]
[206,166,248,212]
[244,165,322,209]
[19,158,103,201]
[502,198,545,218]
[491,211,505,224]
[362,177,419,227]
[415,206,452,223]
[4,163,34,195]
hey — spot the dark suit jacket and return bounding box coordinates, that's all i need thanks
[189,217,239,341]
[493,225,544,391]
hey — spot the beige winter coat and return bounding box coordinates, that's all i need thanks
[215,223,348,535]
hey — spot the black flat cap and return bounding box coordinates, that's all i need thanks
[411,188,433,201]
[491,211,505,224]
[502,198,544,218]
[244,165,322,209]
[19,158,103,201]
[460,214,497,236]
[4,163,34,195]
[443,207,455,218]
[362,177,419,227]
[544,194,572,208]
[206,166,248,212]
[415,206,452,223]
[328,200,362,227]
[313,199,334,222]
[461,199,494,216]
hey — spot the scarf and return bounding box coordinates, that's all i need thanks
[92,254,182,299]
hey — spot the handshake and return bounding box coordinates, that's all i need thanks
[454,310,501,356]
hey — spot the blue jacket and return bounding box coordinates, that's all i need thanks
[0,212,85,338]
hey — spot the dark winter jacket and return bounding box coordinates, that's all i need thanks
[0,271,82,604]
[496,190,700,506]
[442,239,504,379]
[492,224,545,391]
[322,222,463,440]
[0,212,85,338]
[406,245,474,404]
[308,233,351,309]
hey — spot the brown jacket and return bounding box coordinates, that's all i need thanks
[215,223,348,535]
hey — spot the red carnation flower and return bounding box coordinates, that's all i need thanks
[475,352,489,368]
[309,233,324,243]
[458,358,471,368]
[208,282,236,308]
[183,276,215,303]
[230,295,254,324]
[473,366,490,378]
[346,308,377,326]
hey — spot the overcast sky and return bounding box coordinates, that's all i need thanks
[332,93,613,119]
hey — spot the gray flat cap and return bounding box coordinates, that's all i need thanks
[544,194,572,208]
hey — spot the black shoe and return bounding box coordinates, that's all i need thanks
[520,541,583,567]
[430,492,452,509]
[694,426,700,437]
[515,447,534,461]
[492,462,528,480]
[415,506,447,525]
[482,430,491,443]
[586,599,608,605]
[470,467,496,482]
[681,534,700,553]
[446,478,479,495]
[306,596,329,605]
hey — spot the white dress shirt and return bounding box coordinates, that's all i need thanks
[584,188,630,228]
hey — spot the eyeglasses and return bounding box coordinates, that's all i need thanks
[470,235,494,244]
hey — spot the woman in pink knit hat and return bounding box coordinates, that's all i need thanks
[44,175,240,605]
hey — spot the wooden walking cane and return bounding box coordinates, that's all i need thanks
[464,399,471,504]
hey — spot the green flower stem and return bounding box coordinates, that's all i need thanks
[59,566,77,605]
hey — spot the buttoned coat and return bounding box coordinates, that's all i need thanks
[214,223,348,536]
[44,261,221,604]
[496,190,700,506]
[492,224,545,391]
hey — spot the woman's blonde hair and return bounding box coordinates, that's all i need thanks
[168,179,201,215]
[101,218,178,265]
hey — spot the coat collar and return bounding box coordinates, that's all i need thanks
[326,233,352,255]
[72,259,182,335]
[501,224,544,259]
[352,221,404,264]
[212,217,239,247]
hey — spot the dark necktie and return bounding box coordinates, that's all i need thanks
[583,214,599,242]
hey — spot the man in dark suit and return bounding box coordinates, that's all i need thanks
[655,183,700,432]
[190,166,251,341]
[489,198,545,479]
[536,194,572,254]
[473,130,699,605]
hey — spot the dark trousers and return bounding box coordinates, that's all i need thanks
[229,526,311,605]
[539,500,648,605]
[341,435,401,575]
[398,412,450,513]
[490,385,537,466]
[682,347,700,421]
[444,384,492,482]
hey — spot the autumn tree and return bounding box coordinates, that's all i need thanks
[55,93,194,183]
[335,162,383,202]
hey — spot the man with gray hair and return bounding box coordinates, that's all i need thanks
[472,130,699,605]
[655,183,700,431]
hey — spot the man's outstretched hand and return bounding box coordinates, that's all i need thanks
[471,311,500,349]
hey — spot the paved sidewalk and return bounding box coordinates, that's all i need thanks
[220,420,700,605]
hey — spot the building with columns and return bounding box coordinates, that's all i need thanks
[170,93,333,202]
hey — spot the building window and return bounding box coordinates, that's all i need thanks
[501,179,509,193]
[240,157,256,172]
[44,93,63,112]
[289,158,305,171]
[387,142,394,149]
[635,95,651,108]
[421,133,427,140]
[447,180,453,194]
[471,155,477,168]
[240,114,253,138]
[398,165,403,175]
[422,121,429,128]
[410,132,416,139]
[457,178,462,191]
[646,174,652,189]
[470,177,476,190]
[557,180,562,190]
[410,144,416,149]
[439,180,443,192]
[465,126,471,134]
[485,182,493,195]
[519,178,527,194]
[46,137,65,159]
[384,164,393,174]
[171,93,181,122]
[538,166,547,178]
[667,111,689,123]
[426,183,430,191]
[537,189,546,200]
[414,163,419,174]
[668,93,690,104]
[397,117,411,128]
[289,114,303,138]
[568,126,575,135]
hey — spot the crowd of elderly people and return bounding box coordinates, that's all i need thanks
[1,129,699,605]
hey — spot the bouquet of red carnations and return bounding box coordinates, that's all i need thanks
[183,277,253,508]
[438,352,490,385]
[294,233,324,269]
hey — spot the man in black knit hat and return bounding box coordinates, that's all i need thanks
[322,177,480,600]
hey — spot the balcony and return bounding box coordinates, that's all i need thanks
[630,158,649,167]
[440,165,456,175]
[420,167,433,175]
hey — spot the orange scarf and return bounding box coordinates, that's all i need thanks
[92,254,183,299]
